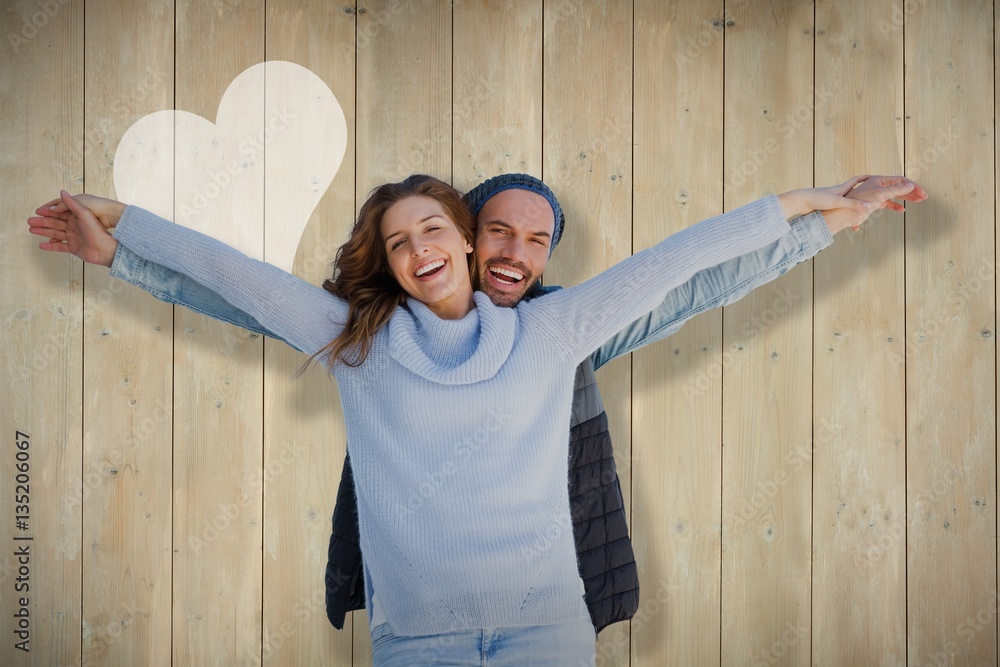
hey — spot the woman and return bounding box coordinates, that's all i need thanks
[28,174,919,665]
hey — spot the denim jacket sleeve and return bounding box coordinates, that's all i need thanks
[109,242,301,352]
[589,210,833,371]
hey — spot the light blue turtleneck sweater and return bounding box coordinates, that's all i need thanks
[113,195,791,636]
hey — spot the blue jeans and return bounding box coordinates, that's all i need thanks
[370,616,597,666]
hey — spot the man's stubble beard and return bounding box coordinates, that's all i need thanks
[477,258,538,308]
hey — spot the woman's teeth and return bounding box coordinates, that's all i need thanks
[415,259,446,277]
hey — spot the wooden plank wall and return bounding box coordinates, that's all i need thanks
[0,1,996,665]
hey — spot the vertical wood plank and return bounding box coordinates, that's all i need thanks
[81,2,175,665]
[262,1,357,665]
[353,1,452,661]
[453,0,542,191]
[631,1,724,664]
[543,1,633,665]
[906,1,996,664]
[172,2,266,664]
[356,0,452,191]
[721,1,814,664]
[0,2,83,664]
[812,1,906,664]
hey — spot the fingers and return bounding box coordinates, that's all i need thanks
[34,199,70,219]
[861,176,928,201]
[37,240,74,254]
[28,225,66,242]
[26,215,65,233]
[873,181,916,205]
[827,175,870,197]
[900,180,928,201]
[842,174,872,192]
[58,190,87,217]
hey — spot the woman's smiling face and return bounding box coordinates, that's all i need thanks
[381,195,475,320]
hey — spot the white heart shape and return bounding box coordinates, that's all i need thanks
[113,61,347,273]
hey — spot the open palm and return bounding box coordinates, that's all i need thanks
[26,190,118,267]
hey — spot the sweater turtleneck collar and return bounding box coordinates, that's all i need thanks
[386,291,517,385]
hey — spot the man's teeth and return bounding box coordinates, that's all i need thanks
[490,267,524,285]
[415,259,445,277]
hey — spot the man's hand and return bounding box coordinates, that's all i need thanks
[778,175,927,235]
[827,175,927,234]
[35,192,126,231]
[27,190,119,267]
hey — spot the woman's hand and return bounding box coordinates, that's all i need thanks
[36,192,126,230]
[779,175,928,234]
[27,190,119,267]
[823,175,927,234]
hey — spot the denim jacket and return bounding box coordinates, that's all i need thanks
[109,210,832,370]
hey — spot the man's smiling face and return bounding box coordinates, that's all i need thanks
[474,189,555,308]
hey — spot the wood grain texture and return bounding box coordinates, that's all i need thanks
[631,1,724,664]
[4,2,1000,664]
[0,2,84,665]
[453,0,542,190]
[171,1,266,664]
[80,2,174,666]
[721,1,815,664]
[262,1,357,665]
[356,0,452,190]
[812,1,906,665]
[542,1,633,665]
[905,1,997,665]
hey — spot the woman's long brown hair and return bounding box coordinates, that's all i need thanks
[311,174,477,369]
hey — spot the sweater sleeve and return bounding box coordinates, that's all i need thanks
[114,205,348,357]
[522,195,793,365]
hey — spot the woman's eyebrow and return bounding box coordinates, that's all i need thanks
[384,215,443,243]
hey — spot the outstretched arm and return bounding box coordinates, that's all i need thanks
[526,177,924,366]
[28,191,344,358]
[31,192,296,348]
[589,175,927,369]
[590,210,831,370]
[109,243,299,350]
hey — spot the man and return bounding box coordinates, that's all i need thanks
[70,173,921,634]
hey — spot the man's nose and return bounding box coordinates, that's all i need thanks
[499,237,527,261]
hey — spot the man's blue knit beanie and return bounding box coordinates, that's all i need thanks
[463,174,565,256]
